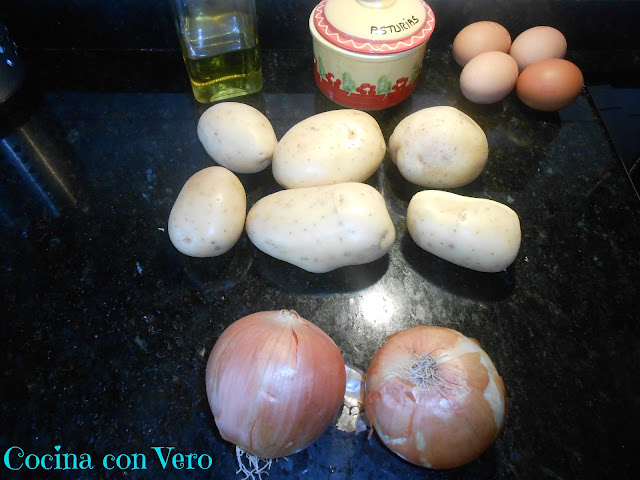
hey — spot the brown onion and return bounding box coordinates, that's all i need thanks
[205,309,346,459]
[364,326,506,469]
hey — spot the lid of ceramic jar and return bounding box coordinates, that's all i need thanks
[312,0,435,54]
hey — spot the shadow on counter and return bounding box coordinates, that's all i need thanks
[400,233,517,302]
[251,247,390,295]
[152,231,390,300]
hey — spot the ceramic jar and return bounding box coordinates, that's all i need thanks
[309,0,435,110]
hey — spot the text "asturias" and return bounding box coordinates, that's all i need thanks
[370,16,420,35]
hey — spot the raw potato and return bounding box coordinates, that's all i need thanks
[407,190,521,272]
[389,106,489,188]
[197,102,277,174]
[168,166,246,257]
[272,109,386,188]
[246,183,395,273]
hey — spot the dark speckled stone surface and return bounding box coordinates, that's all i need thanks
[1,40,639,480]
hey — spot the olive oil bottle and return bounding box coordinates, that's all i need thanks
[173,3,263,103]
[183,44,262,103]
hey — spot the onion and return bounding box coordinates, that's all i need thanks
[364,326,506,469]
[205,309,346,460]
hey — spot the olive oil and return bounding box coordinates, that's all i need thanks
[184,45,262,103]
[176,10,262,103]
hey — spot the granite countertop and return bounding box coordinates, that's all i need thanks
[1,47,639,480]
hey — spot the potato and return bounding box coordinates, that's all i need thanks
[246,183,395,273]
[197,102,277,174]
[168,166,246,257]
[272,109,386,188]
[389,106,488,188]
[407,190,521,272]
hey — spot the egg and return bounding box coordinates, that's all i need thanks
[452,21,512,67]
[509,26,567,72]
[460,51,519,104]
[516,58,584,112]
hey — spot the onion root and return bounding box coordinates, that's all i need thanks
[235,446,272,480]
[399,349,464,397]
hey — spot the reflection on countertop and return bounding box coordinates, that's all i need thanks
[587,84,640,197]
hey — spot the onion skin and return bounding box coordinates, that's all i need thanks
[205,310,347,459]
[364,326,506,469]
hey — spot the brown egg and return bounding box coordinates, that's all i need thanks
[509,26,567,72]
[516,58,584,111]
[460,51,519,104]
[452,21,512,67]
